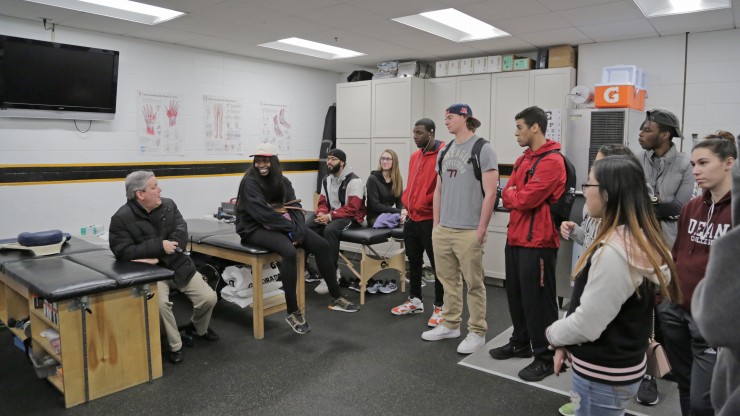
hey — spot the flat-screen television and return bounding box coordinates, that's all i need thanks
[0,35,119,120]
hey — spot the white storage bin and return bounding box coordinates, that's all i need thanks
[436,61,448,77]
[473,57,487,73]
[601,65,638,85]
[460,58,474,75]
[486,55,502,73]
[447,59,461,76]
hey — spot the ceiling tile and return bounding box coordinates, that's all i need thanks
[146,0,231,14]
[191,1,281,25]
[468,36,537,54]
[213,25,282,44]
[578,18,658,42]
[57,14,144,35]
[256,16,333,38]
[350,0,448,19]
[460,0,552,21]
[160,15,243,36]
[300,4,387,29]
[517,28,594,47]
[0,0,82,22]
[236,0,345,16]
[126,26,202,44]
[491,12,574,35]
[558,1,644,26]
[536,0,616,12]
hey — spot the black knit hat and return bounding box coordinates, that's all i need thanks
[328,148,347,163]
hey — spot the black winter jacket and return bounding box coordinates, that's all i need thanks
[109,198,196,288]
[235,174,307,243]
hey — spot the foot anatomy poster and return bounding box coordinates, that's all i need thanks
[138,91,184,155]
[260,102,291,152]
[204,95,243,154]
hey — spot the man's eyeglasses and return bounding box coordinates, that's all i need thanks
[581,183,602,193]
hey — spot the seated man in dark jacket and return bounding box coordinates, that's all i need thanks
[109,171,218,364]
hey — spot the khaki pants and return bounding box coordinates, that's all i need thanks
[432,225,487,335]
[158,272,217,352]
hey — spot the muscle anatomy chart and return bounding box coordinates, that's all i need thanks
[138,91,184,155]
[204,95,243,154]
[260,102,291,152]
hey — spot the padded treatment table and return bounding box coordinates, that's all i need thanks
[0,240,173,408]
[339,226,405,305]
[185,219,305,340]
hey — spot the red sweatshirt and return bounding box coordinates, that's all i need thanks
[402,140,444,222]
[502,139,566,248]
[672,189,732,312]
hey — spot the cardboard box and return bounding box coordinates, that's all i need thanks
[502,54,515,71]
[435,61,448,77]
[460,58,474,75]
[486,55,502,73]
[548,45,576,68]
[473,57,487,74]
[447,59,461,76]
[513,57,535,71]
[594,84,645,111]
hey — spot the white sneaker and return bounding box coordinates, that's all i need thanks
[421,324,460,341]
[457,332,485,354]
[314,280,329,294]
[427,305,444,327]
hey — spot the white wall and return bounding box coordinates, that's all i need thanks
[0,16,336,237]
[578,28,740,152]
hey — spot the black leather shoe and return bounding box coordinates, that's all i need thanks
[518,358,554,382]
[185,323,219,341]
[489,341,533,360]
[168,349,183,364]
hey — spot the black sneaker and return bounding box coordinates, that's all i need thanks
[489,341,533,360]
[328,297,359,313]
[636,375,659,405]
[518,358,554,382]
[304,271,322,283]
[285,311,311,335]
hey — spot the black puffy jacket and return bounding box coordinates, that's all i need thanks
[109,198,195,288]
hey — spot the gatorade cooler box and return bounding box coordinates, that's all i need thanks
[594,65,646,111]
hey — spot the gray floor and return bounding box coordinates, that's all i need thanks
[461,327,680,416]
[0,265,683,415]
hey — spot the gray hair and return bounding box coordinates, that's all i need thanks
[125,171,155,201]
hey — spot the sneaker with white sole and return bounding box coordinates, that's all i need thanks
[285,310,311,335]
[314,280,329,294]
[391,298,424,315]
[427,305,444,327]
[457,332,485,354]
[328,296,359,312]
[421,324,460,341]
[379,280,397,294]
[366,280,381,294]
[636,374,659,405]
[304,270,322,283]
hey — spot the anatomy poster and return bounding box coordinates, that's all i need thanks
[137,91,184,154]
[260,102,291,152]
[204,95,243,154]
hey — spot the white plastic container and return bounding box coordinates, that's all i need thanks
[601,64,638,85]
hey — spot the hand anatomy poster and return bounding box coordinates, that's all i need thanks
[137,91,184,155]
[204,95,243,154]
[260,102,291,152]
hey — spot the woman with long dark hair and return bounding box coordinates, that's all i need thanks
[658,131,735,416]
[546,156,681,415]
[235,143,358,335]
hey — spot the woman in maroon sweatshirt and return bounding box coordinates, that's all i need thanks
[658,131,736,416]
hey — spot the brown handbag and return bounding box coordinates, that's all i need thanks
[646,310,671,378]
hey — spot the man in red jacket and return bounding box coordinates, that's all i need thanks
[391,118,446,327]
[489,106,565,382]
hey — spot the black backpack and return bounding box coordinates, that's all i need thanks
[513,149,577,240]
[438,137,501,208]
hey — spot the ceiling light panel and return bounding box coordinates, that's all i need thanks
[393,8,509,42]
[24,0,185,25]
[258,38,365,60]
[633,0,731,17]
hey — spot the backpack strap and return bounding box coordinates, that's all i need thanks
[437,140,454,180]
[524,149,561,241]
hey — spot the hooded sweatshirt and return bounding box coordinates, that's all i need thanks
[672,189,732,312]
[503,139,566,248]
[402,140,444,222]
[547,226,670,385]
[317,164,366,223]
